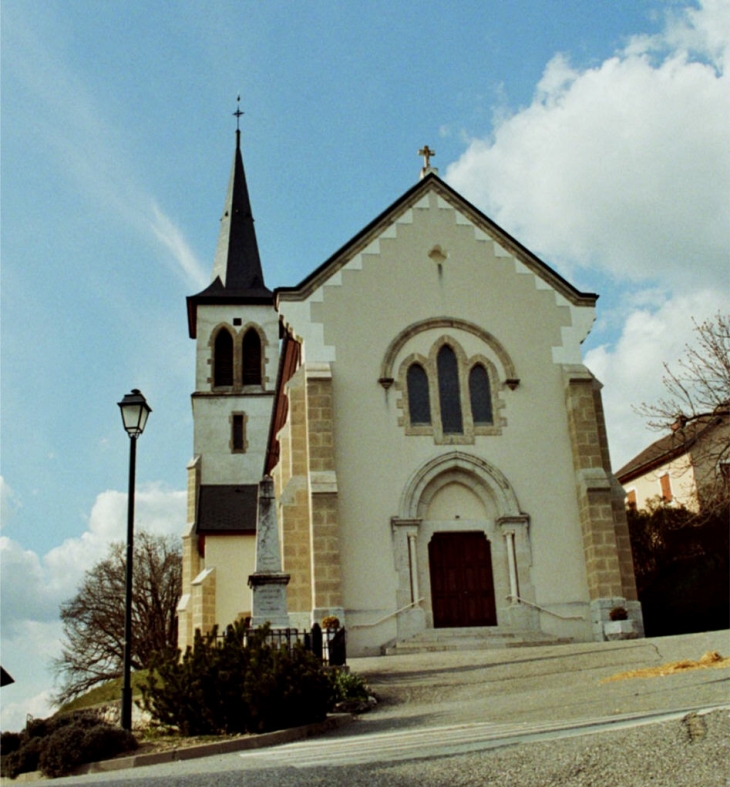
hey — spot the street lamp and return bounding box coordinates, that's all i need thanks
[117,388,151,730]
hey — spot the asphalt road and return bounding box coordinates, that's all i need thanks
[16,630,730,786]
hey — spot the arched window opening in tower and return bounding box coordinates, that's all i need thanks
[242,328,262,386]
[214,329,234,387]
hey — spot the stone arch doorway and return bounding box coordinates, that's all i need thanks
[392,451,536,637]
[429,531,497,627]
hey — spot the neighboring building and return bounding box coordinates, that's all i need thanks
[616,411,730,512]
[177,132,642,654]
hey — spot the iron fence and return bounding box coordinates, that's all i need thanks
[216,624,346,666]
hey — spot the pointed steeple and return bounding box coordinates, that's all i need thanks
[187,124,274,338]
[211,129,268,292]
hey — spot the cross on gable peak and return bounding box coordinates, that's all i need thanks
[418,145,439,180]
[418,145,435,168]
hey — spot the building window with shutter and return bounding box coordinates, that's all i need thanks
[659,473,673,502]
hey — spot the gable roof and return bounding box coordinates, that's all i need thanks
[275,172,598,307]
[616,413,728,483]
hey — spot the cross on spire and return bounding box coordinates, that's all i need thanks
[418,145,435,169]
[233,95,244,131]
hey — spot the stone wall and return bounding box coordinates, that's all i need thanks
[564,365,642,639]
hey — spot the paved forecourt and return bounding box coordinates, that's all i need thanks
[344,629,730,731]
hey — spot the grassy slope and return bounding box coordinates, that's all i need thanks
[57,671,149,715]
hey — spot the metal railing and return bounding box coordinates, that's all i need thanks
[506,595,585,621]
[215,625,347,666]
[349,598,425,629]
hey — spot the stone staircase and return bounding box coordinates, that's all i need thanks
[383,627,572,655]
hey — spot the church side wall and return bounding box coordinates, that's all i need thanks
[307,371,344,621]
[563,366,642,639]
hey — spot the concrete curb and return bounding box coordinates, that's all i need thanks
[3,714,355,782]
[81,714,355,774]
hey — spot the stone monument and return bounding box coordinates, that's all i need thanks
[248,475,290,628]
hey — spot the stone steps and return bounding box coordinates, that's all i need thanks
[384,628,572,655]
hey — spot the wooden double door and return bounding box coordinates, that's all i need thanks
[429,531,497,628]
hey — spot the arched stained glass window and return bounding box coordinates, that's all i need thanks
[407,364,431,425]
[242,328,262,385]
[469,364,493,424]
[214,329,234,387]
[437,345,463,434]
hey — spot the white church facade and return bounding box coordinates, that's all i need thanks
[177,133,643,656]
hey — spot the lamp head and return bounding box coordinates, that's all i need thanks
[118,389,151,438]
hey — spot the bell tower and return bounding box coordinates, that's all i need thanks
[179,120,280,649]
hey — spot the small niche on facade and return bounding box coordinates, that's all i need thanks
[428,245,448,265]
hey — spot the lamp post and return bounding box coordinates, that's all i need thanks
[117,388,151,731]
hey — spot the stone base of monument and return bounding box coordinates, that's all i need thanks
[248,571,291,628]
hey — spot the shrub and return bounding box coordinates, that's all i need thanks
[38,724,89,777]
[0,730,22,754]
[1,736,43,779]
[0,711,137,779]
[39,723,137,778]
[141,621,330,736]
[328,669,370,707]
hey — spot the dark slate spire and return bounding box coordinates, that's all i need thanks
[211,129,269,292]
[186,123,274,338]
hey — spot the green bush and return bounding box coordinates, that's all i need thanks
[39,723,137,778]
[328,669,370,706]
[1,736,43,779]
[0,730,22,754]
[141,621,330,736]
[627,500,729,636]
[0,711,137,779]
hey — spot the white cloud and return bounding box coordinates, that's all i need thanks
[151,202,208,290]
[42,484,186,601]
[1,485,185,632]
[0,620,63,731]
[445,0,730,466]
[447,44,728,287]
[0,536,57,631]
[1,689,56,733]
[584,290,728,468]
[0,484,185,728]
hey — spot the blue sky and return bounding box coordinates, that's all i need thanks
[1,0,728,730]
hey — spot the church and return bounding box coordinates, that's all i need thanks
[177,130,643,656]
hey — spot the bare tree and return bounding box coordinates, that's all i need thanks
[640,313,729,428]
[53,532,181,706]
[638,312,729,512]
